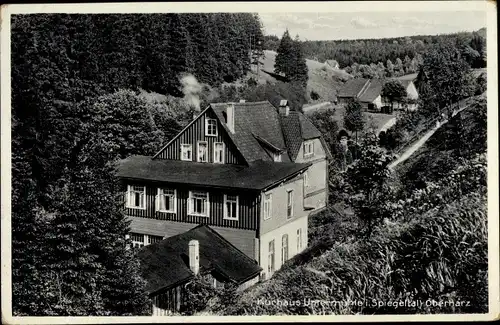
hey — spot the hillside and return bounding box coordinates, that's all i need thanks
[205,97,487,316]
[245,50,352,103]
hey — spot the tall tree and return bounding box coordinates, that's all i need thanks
[274,29,294,78]
[290,35,309,87]
[418,42,475,116]
[343,100,365,144]
[394,58,404,76]
[386,59,395,77]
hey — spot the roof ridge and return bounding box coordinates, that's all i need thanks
[211,100,271,106]
[356,79,371,98]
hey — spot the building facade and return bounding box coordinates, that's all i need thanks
[117,100,331,292]
[338,78,419,112]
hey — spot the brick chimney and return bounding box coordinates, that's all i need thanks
[188,239,200,275]
[226,103,235,133]
[279,99,290,116]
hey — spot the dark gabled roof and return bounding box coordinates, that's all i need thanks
[210,101,289,162]
[280,111,303,161]
[358,79,384,103]
[298,113,322,139]
[117,155,311,190]
[128,217,257,258]
[280,110,323,160]
[137,224,262,295]
[337,78,369,98]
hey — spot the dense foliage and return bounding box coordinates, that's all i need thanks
[211,80,308,112]
[297,29,486,70]
[416,42,476,117]
[205,94,487,316]
[382,80,408,110]
[11,12,263,315]
[343,101,365,143]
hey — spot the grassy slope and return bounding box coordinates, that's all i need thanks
[208,98,487,316]
[250,50,353,103]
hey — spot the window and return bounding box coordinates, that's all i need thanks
[156,188,176,213]
[130,233,145,248]
[268,240,275,274]
[281,234,289,264]
[297,228,303,251]
[127,185,146,209]
[224,194,239,220]
[147,235,163,245]
[188,191,209,217]
[263,193,272,220]
[181,144,192,161]
[205,118,218,136]
[303,140,314,158]
[197,141,208,162]
[214,142,224,164]
[273,152,282,162]
[286,190,293,219]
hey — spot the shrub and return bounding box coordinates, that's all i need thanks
[310,90,320,100]
[180,276,218,316]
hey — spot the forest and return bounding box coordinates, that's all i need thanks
[10,13,267,316]
[265,28,486,77]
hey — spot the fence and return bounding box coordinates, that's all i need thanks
[392,96,472,155]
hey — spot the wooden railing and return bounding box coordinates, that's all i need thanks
[392,96,475,155]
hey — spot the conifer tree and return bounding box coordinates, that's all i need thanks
[290,35,309,87]
[274,29,294,78]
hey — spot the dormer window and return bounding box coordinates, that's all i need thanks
[214,142,224,164]
[273,152,282,162]
[303,140,314,158]
[181,144,192,161]
[205,118,218,136]
[197,141,208,162]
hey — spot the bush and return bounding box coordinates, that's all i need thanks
[247,77,258,87]
[310,90,320,100]
[180,276,218,316]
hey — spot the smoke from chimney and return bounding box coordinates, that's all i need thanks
[180,74,202,112]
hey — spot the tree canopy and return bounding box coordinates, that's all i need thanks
[382,80,408,109]
[343,100,366,143]
[274,30,309,86]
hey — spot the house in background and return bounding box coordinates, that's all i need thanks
[337,78,419,112]
[337,78,384,111]
[117,100,331,311]
[383,78,419,111]
[138,224,262,315]
[325,59,340,70]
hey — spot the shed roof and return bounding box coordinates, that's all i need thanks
[337,78,370,98]
[137,224,262,295]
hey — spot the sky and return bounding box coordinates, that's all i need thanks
[259,11,487,41]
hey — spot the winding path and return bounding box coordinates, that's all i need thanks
[388,100,474,170]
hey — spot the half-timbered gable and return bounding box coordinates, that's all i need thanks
[153,107,247,165]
